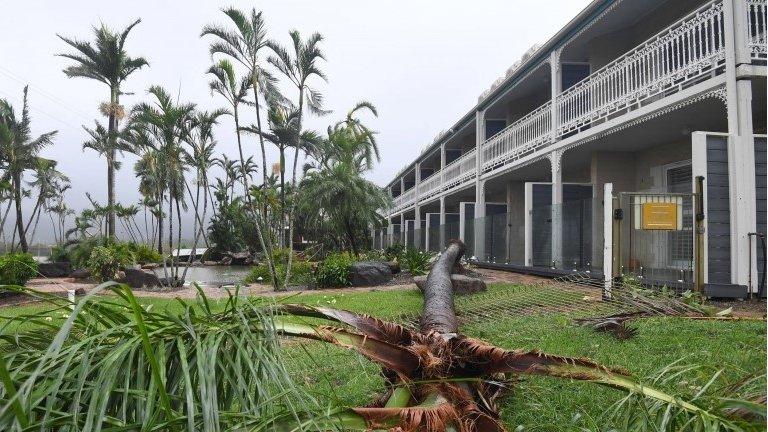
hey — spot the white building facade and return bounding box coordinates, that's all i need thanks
[375,0,767,298]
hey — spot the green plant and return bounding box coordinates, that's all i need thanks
[384,243,404,261]
[0,253,38,285]
[400,247,434,276]
[49,245,70,263]
[87,245,134,282]
[245,261,313,287]
[315,252,354,288]
[126,242,162,264]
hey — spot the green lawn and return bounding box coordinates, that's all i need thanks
[1,283,765,430]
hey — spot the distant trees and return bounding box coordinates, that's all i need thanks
[0,87,60,252]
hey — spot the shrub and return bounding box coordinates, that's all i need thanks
[127,243,162,264]
[400,248,434,276]
[384,243,404,261]
[88,245,135,282]
[244,261,313,287]
[68,237,108,270]
[50,245,70,263]
[315,252,354,288]
[0,253,38,286]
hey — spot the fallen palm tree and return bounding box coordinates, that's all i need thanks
[0,240,763,430]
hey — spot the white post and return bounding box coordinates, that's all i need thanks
[724,0,757,290]
[474,110,486,260]
[414,163,422,249]
[439,196,446,249]
[603,183,614,299]
[550,150,563,268]
[67,289,76,310]
[399,213,405,245]
[550,48,562,142]
[524,183,533,266]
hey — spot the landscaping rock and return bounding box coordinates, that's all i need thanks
[116,268,161,289]
[37,262,72,277]
[69,268,91,279]
[350,261,393,287]
[414,274,486,295]
[387,261,400,274]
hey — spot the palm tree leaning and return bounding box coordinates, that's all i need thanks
[0,87,58,252]
[58,19,148,239]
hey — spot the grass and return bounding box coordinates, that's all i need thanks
[1,283,765,430]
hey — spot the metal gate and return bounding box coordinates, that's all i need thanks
[613,190,703,290]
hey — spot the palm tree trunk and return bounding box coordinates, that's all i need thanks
[251,75,269,218]
[107,87,118,239]
[283,86,305,288]
[12,172,28,253]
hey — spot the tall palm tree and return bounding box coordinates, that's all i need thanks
[24,158,69,245]
[201,8,282,195]
[0,87,57,252]
[58,19,148,239]
[268,30,327,280]
[82,120,134,210]
[129,86,194,283]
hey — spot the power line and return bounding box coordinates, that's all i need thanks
[0,88,85,134]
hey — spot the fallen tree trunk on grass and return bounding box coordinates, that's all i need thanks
[0,240,762,431]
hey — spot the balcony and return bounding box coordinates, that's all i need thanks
[386,0,765,216]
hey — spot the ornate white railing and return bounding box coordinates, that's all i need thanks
[556,0,726,136]
[392,187,416,211]
[481,101,552,171]
[442,149,477,189]
[747,0,767,60]
[419,171,442,200]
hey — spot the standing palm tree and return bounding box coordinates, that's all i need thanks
[24,158,69,245]
[130,86,194,283]
[58,19,148,239]
[0,87,57,252]
[268,30,327,284]
[201,8,281,195]
[81,120,134,217]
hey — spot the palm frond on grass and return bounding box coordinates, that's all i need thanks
[0,282,334,431]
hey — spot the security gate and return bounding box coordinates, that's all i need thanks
[613,190,703,290]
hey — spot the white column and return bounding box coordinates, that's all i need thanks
[603,183,614,299]
[724,0,757,290]
[474,110,486,260]
[474,180,486,260]
[414,163,422,249]
[439,196,446,249]
[399,213,405,245]
[550,150,563,268]
[550,48,562,142]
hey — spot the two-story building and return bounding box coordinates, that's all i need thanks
[375,0,766,298]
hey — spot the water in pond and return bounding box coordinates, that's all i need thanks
[151,266,252,286]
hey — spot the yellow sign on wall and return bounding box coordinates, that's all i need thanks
[641,202,679,230]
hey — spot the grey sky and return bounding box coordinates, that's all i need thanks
[0,0,590,243]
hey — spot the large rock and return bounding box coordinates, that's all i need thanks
[69,268,91,279]
[116,268,161,289]
[414,274,487,295]
[38,262,72,277]
[350,261,393,287]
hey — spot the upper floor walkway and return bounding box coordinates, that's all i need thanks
[387,0,766,216]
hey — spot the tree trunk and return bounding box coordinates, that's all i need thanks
[420,240,464,335]
[107,87,118,239]
[13,172,28,253]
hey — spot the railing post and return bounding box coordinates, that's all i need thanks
[550,48,562,142]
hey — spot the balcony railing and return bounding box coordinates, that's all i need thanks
[419,171,442,200]
[392,187,416,212]
[482,101,552,171]
[442,149,477,189]
[747,0,767,60]
[556,0,726,136]
[386,0,761,216]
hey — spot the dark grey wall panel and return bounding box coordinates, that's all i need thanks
[755,137,766,295]
[706,135,731,285]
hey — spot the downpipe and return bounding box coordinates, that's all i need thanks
[747,232,766,299]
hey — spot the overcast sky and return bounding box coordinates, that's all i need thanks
[0,0,591,243]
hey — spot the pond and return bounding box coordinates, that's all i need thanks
[151,265,252,286]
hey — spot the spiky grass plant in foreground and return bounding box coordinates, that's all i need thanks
[0,241,765,431]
